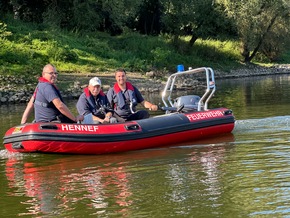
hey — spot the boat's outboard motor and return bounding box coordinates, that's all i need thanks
[173,95,200,112]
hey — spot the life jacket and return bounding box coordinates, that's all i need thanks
[83,87,107,116]
[113,82,137,109]
[33,77,63,108]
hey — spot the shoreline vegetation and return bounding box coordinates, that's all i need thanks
[0,15,289,105]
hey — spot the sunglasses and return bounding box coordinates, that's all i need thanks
[45,72,59,76]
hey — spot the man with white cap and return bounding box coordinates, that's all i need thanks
[76,77,118,124]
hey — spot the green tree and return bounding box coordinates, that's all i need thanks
[72,0,141,35]
[93,0,136,35]
[0,0,12,17]
[220,0,290,63]
[161,0,230,48]
[71,0,101,32]
[43,0,73,29]
[133,0,162,35]
[4,0,48,22]
[4,0,141,35]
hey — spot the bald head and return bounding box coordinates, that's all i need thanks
[42,64,58,83]
[42,64,56,74]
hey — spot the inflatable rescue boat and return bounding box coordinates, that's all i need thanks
[3,67,235,155]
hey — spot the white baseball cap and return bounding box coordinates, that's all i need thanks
[89,77,101,86]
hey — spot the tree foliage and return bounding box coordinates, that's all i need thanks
[0,0,289,63]
[133,0,162,35]
[161,0,232,46]
[220,0,290,62]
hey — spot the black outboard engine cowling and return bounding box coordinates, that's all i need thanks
[173,95,200,112]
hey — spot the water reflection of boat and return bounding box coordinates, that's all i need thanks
[3,67,235,155]
[5,155,134,216]
[4,133,235,216]
[4,148,189,215]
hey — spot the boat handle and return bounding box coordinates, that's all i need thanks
[224,110,233,115]
[12,142,24,149]
[40,124,58,130]
[125,124,140,130]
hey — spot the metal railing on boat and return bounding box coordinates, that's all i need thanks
[161,67,216,112]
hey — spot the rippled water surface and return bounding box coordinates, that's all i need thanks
[1,74,290,217]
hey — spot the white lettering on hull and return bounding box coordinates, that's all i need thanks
[61,124,99,132]
[186,111,224,121]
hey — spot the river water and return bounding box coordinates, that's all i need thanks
[1,74,290,217]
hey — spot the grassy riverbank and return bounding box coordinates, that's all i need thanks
[0,17,289,97]
[1,17,289,78]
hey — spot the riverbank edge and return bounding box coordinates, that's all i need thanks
[0,64,289,105]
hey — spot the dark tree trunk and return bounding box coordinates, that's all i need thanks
[247,14,278,62]
[189,34,198,47]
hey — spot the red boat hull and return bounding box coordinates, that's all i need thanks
[3,108,235,155]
